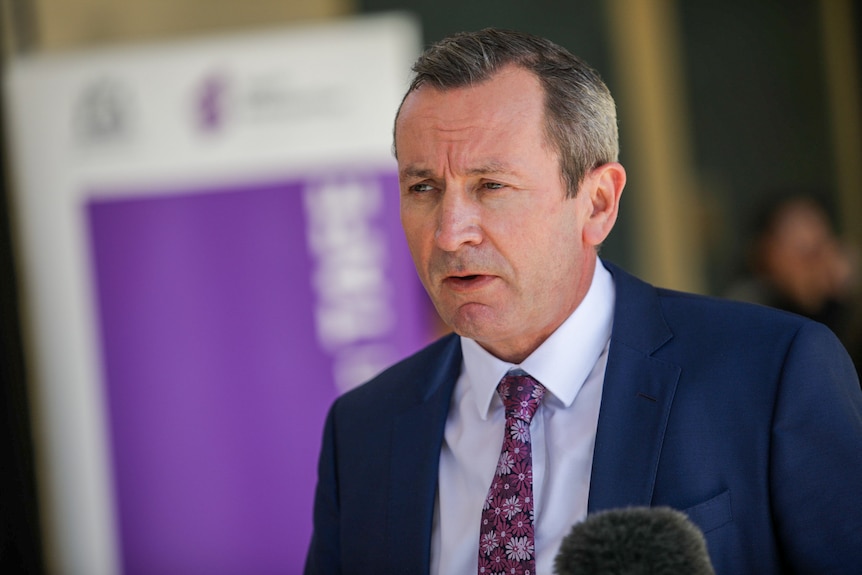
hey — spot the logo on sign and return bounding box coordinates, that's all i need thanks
[73,77,135,145]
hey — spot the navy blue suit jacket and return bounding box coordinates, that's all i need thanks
[305,262,862,574]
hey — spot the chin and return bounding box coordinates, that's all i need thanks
[451,318,508,347]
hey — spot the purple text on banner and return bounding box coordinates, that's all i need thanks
[87,169,433,574]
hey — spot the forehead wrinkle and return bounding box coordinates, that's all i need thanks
[465,160,518,177]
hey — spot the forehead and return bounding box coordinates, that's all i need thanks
[397,67,546,127]
[394,66,549,158]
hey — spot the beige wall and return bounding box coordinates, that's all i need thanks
[6,0,355,53]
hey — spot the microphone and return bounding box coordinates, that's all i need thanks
[554,506,716,575]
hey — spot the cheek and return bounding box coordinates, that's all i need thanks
[509,212,579,259]
[401,217,434,272]
[400,209,425,244]
[523,219,583,282]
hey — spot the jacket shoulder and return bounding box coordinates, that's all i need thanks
[604,259,840,360]
[655,287,816,338]
[335,332,461,410]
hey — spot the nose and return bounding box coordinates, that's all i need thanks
[435,189,482,252]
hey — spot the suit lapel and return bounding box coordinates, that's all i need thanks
[588,262,681,512]
[386,334,462,573]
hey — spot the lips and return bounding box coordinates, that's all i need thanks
[443,273,495,291]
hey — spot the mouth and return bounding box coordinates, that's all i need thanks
[443,273,493,291]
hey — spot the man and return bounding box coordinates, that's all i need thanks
[305,29,862,575]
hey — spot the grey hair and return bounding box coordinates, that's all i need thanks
[393,28,619,198]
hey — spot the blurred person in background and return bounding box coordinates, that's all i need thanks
[305,28,862,575]
[728,193,861,373]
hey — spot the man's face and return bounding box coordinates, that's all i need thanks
[395,65,603,363]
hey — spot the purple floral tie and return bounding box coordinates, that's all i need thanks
[478,373,545,575]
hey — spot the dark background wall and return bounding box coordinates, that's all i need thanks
[679,0,843,290]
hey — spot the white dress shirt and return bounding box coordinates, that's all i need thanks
[431,257,615,575]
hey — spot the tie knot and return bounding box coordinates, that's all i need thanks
[498,373,545,423]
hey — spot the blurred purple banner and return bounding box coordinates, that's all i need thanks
[87,168,430,573]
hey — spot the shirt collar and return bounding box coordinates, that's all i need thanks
[461,257,616,419]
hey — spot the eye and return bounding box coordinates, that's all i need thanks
[482,181,505,190]
[408,182,436,193]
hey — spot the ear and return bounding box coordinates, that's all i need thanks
[582,162,625,247]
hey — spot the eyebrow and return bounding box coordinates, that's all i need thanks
[399,166,434,180]
[399,161,519,180]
